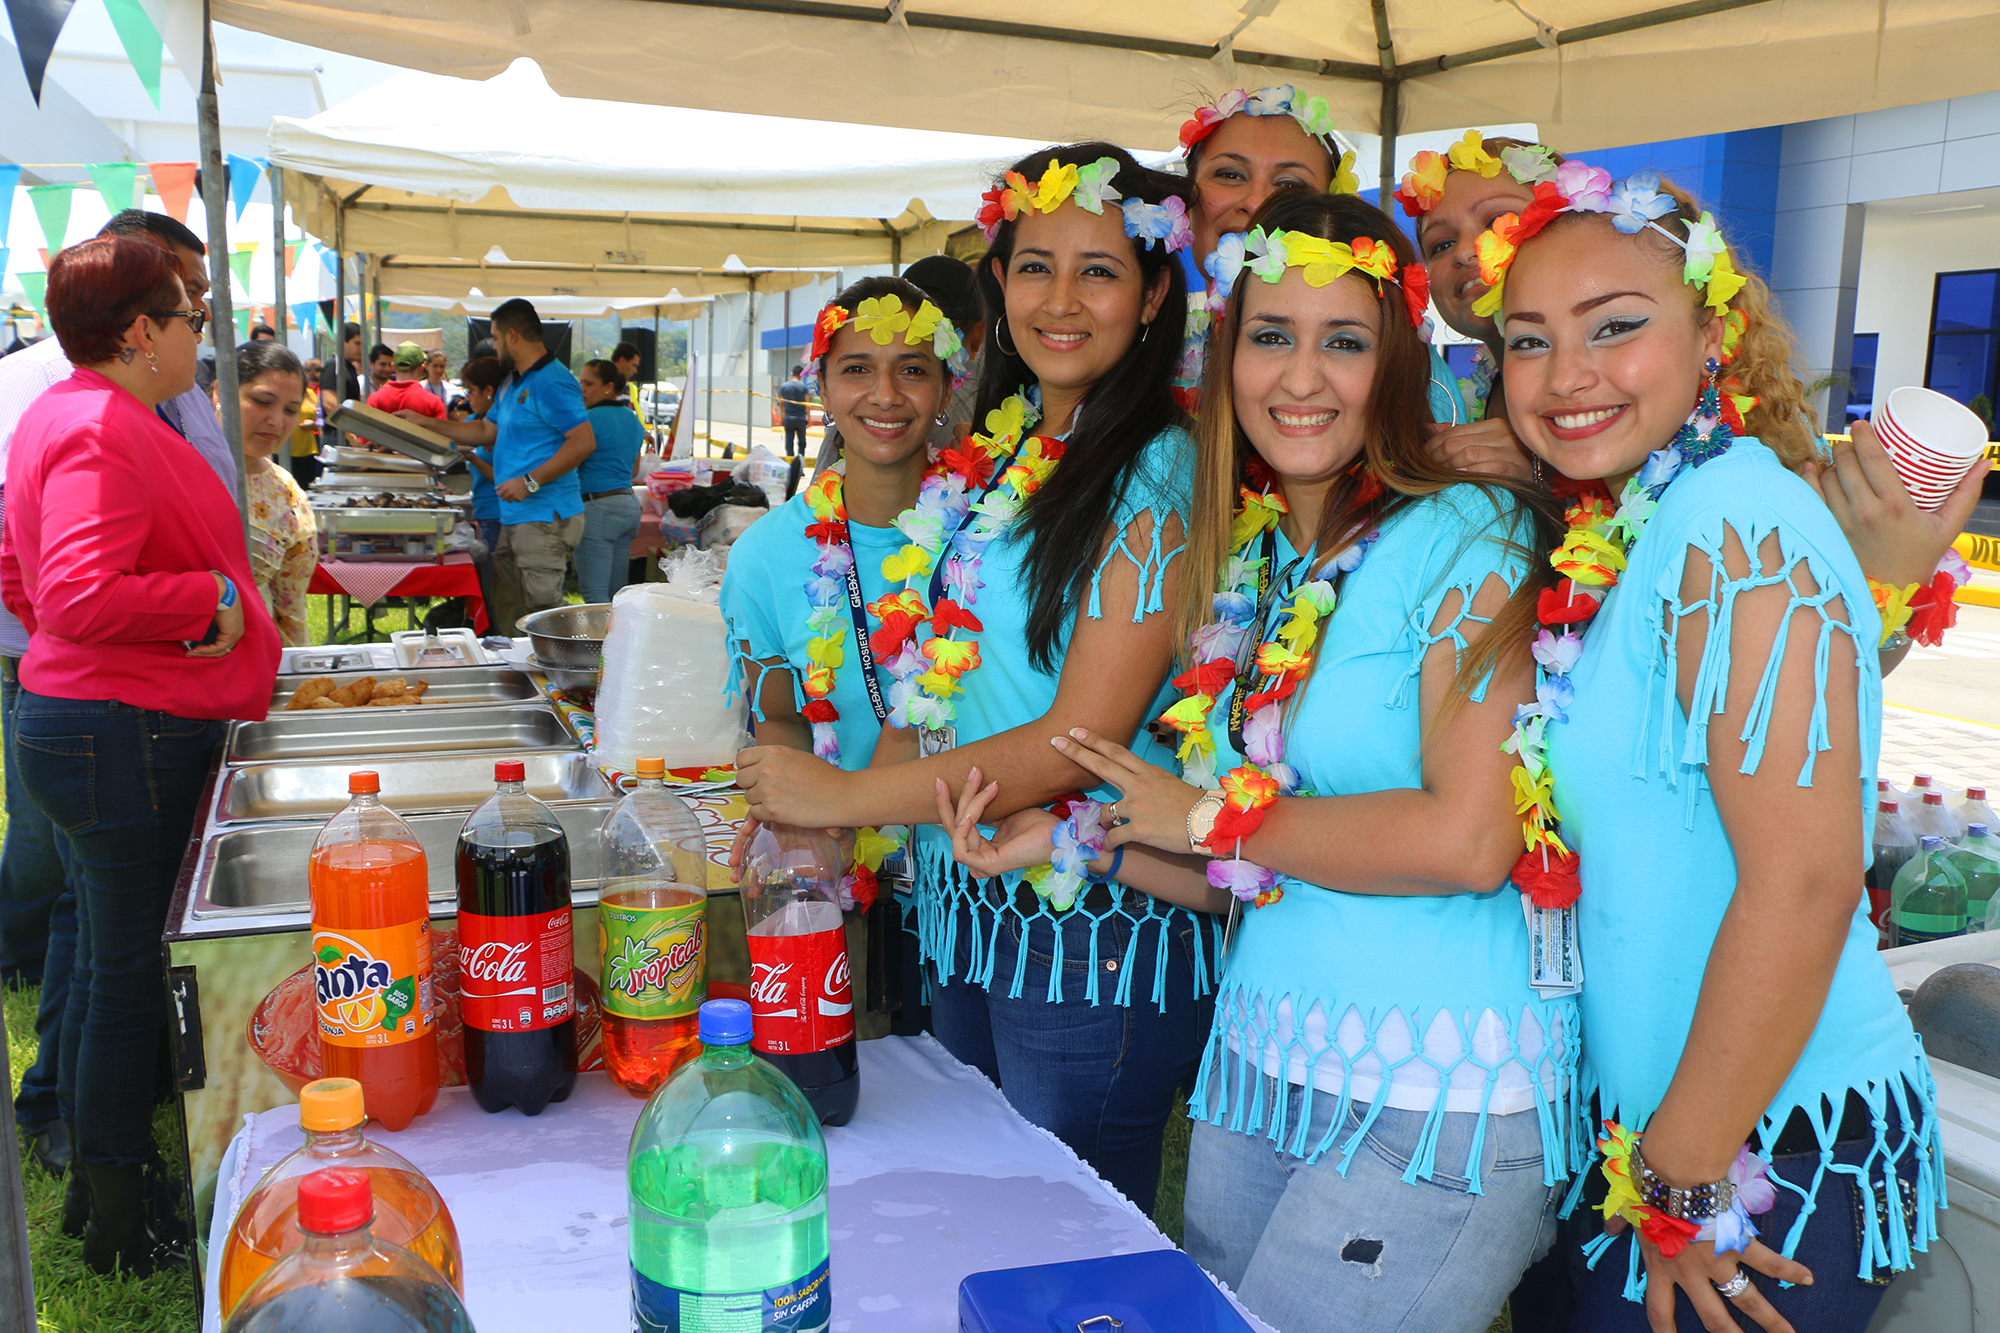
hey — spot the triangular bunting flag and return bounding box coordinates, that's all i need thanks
[6,0,79,105]
[284,240,301,277]
[85,162,139,214]
[234,308,250,342]
[99,0,163,107]
[318,246,337,279]
[225,154,263,221]
[19,271,48,323]
[0,165,18,247]
[146,162,196,223]
[290,301,318,332]
[228,243,255,296]
[27,184,73,251]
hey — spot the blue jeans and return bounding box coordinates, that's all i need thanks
[2,662,73,1130]
[575,492,643,605]
[1186,1077,1558,1333]
[14,693,220,1167]
[928,903,1213,1213]
[1569,1124,1917,1333]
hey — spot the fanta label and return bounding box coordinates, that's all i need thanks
[745,926,853,1055]
[599,895,706,1021]
[458,908,575,1032]
[312,922,434,1048]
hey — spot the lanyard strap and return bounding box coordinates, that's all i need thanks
[839,549,891,726]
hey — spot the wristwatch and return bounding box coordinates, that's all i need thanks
[523,474,541,494]
[1186,790,1225,855]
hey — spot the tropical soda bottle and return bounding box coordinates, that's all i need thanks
[598,757,710,1096]
[308,772,438,1131]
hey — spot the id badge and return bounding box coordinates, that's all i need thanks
[1522,899,1583,999]
[918,725,956,758]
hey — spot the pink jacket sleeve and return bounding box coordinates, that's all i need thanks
[28,419,218,645]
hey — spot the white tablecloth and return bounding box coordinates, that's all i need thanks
[204,1034,1234,1332]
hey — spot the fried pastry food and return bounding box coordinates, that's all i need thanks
[285,677,336,710]
[325,676,377,707]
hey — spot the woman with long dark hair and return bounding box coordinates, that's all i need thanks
[236,339,316,646]
[734,144,1213,1208]
[575,357,645,604]
[943,190,1575,1332]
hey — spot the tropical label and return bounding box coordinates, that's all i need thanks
[632,1257,830,1333]
[312,921,434,1049]
[746,925,853,1056]
[599,890,706,1021]
[458,908,575,1033]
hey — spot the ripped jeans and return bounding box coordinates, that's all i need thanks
[1185,1075,1558,1333]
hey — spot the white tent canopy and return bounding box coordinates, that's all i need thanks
[269,59,1087,280]
[383,291,714,320]
[223,0,2000,196]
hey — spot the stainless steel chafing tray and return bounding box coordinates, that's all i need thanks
[215,750,609,824]
[223,704,575,765]
[189,802,616,918]
[315,470,441,492]
[330,400,460,468]
[310,507,458,538]
[269,666,537,715]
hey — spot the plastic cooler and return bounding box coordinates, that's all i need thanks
[1869,931,2000,1333]
[958,1251,1255,1333]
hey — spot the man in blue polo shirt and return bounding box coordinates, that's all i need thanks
[403,299,595,633]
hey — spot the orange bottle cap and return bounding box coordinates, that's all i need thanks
[348,772,380,794]
[299,1078,367,1131]
[635,757,666,779]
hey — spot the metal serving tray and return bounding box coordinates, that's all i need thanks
[269,666,535,715]
[215,750,610,824]
[310,507,457,537]
[224,704,575,765]
[189,802,615,918]
[330,400,460,468]
[316,470,440,492]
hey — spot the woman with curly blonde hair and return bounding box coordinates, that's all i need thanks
[1482,164,1948,1333]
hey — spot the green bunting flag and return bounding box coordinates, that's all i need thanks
[101,0,164,108]
[19,273,48,324]
[27,184,74,251]
[235,309,251,342]
[228,243,256,296]
[85,162,139,214]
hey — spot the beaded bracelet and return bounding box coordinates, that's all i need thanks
[1597,1122,1776,1257]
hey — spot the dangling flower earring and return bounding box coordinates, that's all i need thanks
[1668,356,1733,466]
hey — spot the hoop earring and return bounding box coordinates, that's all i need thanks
[1667,356,1733,465]
[994,318,1019,359]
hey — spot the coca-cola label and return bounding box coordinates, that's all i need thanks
[458,908,574,1032]
[745,926,853,1055]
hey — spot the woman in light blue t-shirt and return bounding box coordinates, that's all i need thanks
[1489,170,1944,1333]
[948,191,1573,1333]
[575,357,645,604]
[734,144,1216,1211]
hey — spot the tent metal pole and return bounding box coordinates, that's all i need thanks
[705,304,714,443]
[198,0,250,542]
[745,275,756,456]
[371,260,383,367]
[1372,0,1400,201]
[272,168,287,338]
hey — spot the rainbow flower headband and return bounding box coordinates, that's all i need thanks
[1180,85,1361,195]
[1394,130,1566,216]
[806,294,967,389]
[1470,168,1750,320]
[1207,226,1430,330]
[977,156,1193,253]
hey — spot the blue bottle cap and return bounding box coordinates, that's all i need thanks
[699,998,752,1045]
[1921,835,1945,850]
[1972,823,1990,838]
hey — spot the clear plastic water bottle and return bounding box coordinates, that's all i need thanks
[1952,823,2000,930]
[1909,790,1961,846]
[1867,799,1918,949]
[1951,786,1999,839]
[1892,836,1969,946]
[224,1169,474,1333]
[627,998,831,1333]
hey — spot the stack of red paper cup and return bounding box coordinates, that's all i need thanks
[1876,386,1991,511]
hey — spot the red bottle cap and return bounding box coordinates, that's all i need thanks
[1880,800,1899,812]
[1914,775,1933,787]
[1925,792,1945,804]
[296,1168,373,1234]
[494,760,526,782]
[1971,787,1988,801]
[348,771,380,794]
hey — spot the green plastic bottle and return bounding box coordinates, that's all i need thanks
[1892,836,1968,946]
[1951,823,2000,930]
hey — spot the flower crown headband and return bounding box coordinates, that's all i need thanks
[1393,130,1568,217]
[977,156,1193,254]
[1469,167,1750,324]
[1180,85,1362,196]
[803,293,967,395]
[1206,226,1430,331]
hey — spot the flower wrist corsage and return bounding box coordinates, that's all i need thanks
[1596,1123,1775,1259]
[1873,549,1973,650]
[1022,795,1109,913]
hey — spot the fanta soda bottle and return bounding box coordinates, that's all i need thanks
[309,772,438,1131]
[218,1078,462,1316]
[597,757,709,1096]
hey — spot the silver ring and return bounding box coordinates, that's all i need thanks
[1713,1268,1751,1299]
[1105,802,1122,826]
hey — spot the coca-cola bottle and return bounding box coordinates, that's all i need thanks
[454,760,577,1115]
[739,823,859,1126]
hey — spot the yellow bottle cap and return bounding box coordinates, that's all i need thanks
[635,757,666,779]
[298,1078,366,1132]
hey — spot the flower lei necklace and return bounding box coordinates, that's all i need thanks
[1158,464,1382,909]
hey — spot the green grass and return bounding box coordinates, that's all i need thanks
[6,986,199,1331]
